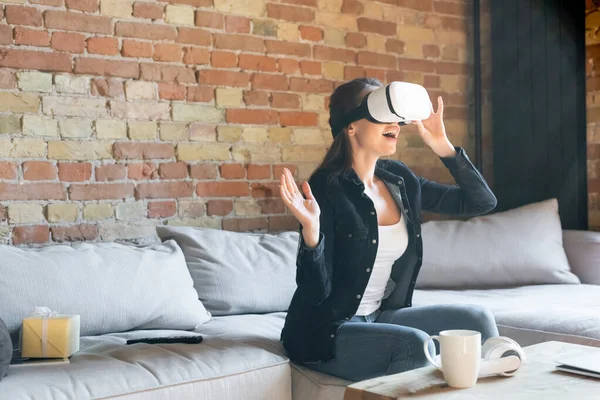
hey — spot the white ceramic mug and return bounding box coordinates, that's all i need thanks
[423,330,482,389]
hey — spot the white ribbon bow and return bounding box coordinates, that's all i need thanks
[28,306,59,358]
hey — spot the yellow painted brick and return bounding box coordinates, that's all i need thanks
[0,115,21,135]
[277,21,299,42]
[214,0,265,17]
[177,143,230,161]
[366,34,386,53]
[232,144,281,163]
[323,130,334,147]
[23,116,58,137]
[59,119,93,138]
[165,4,194,25]
[167,218,221,229]
[115,201,145,221]
[125,81,157,101]
[381,4,403,23]
[100,0,133,18]
[215,88,243,108]
[324,28,345,47]
[17,72,52,93]
[10,138,46,158]
[160,122,189,141]
[8,204,44,224]
[84,203,114,221]
[298,163,319,180]
[178,200,206,218]
[318,113,330,130]
[317,0,342,12]
[47,203,79,223]
[242,127,268,143]
[128,121,157,140]
[217,125,242,142]
[234,199,261,217]
[2,0,25,3]
[445,120,469,136]
[293,128,324,145]
[269,127,292,143]
[363,1,383,19]
[435,30,468,46]
[315,11,356,31]
[323,62,344,80]
[48,141,113,161]
[397,25,435,43]
[55,75,89,95]
[403,71,424,85]
[44,96,108,118]
[0,92,39,113]
[96,120,127,139]
[403,42,423,58]
[440,75,467,93]
[302,94,325,111]
[173,104,225,123]
[282,146,326,162]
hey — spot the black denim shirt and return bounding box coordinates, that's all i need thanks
[280,146,497,363]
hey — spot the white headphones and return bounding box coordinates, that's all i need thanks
[479,336,526,377]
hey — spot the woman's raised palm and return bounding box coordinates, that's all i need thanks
[279,168,320,229]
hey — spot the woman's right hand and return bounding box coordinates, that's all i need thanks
[279,168,321,247]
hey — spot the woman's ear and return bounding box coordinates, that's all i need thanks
[346,123,356,136]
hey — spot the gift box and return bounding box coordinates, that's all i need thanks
[21,307,80,359]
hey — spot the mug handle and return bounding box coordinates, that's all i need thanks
[423,335,442,370]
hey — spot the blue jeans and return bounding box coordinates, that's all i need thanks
[303,304,499,382]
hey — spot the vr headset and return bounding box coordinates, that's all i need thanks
[332,81,433,137]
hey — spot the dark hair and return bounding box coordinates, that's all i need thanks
[310,78,382,185]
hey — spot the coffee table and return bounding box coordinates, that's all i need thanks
[344,341,600,399]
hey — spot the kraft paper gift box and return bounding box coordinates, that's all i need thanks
[21,307,80,359]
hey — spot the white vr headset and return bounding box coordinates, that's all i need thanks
[332,81,433,136]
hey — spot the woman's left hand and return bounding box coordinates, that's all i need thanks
[412,96,456,158]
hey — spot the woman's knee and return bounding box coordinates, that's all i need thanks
[387,328,433,373]
[450,305,499,339]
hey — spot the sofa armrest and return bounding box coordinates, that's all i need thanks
[563,229,600,285]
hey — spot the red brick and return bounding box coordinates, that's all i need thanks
[96,164,126,181]
[177,27,211,46]
[386,39,405,55]
[346,32,366,48]
[251,73,288,91]
[386,70,404,82]
[207,199,233,216]
[397,0,433,11]
[265,40,311,57]
[198,70,251,88]
[277,58,299,74]
[0,48,71,72]
[243,90,270,106]
[258,198,285,214]
[239,54,277,72]
[183,47,210,65]
[75,58,139,79]
[0,183,65,200]
[58,162,91,182]
[590,144,600,159]
[299,25,323,42]
[211,51,237,68]
[133,2,164,19]
[0,26,12,45]
[14,27,50,47]
[269,215,298,231]
[357,51,396,69]
[281,0,317,5]
[135,181,194,199]
[344,65,365,80]
[365,68,386,82]
[271,92,300,109]
[226,109,278,125]
[189,163,217,179]
[91,78,124,98]
[52,225,99,243]
[128,163,158,180]
[251,182,280,198]
[65,0,99,12]
[435,61,468,75]
[13,226,49,245]
[300,60,321,75]
[434,1,467,15]
[140,63,196,83]
[280,111,318,127]
[442,16,466,31]
[87,37,119,56]
[214,34,264,52]
[187,86,214,102]
[159,162,187,179]
[220,163,246,179]
[223,217,268,232]
[45,10,112,34]
[357,18,396,36]
[23,161,56,181]
[114,143,175,160]
[341,0,363,14]
[273,164,297,178]
[0,69,16,89]
[289,77,334,93]
[195,10,223,29]
[0,162,17,180]
[6,5,43,27]
[313,45,355,63]
[423,75,441,88]
[152,43,181,62]
[267,3,314,23]
[148,200,176,218]
[51,32,85,53]
[167,0,211,6]
[69,183,134,200]
[398,58,435,73]
[196,182,250,197]
[122,39,153,58]
[226,15,250,34]
[31,0,65,6]
[248,164,271,179]
[159,82,186,100]
[116,22,177,41]
[444,106,468,119]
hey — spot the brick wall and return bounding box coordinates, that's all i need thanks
[587,0,600,230]
[0,0,472,246]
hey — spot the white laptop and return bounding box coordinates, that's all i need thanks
[556,353,600,379]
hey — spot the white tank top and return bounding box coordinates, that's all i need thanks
[355,216,409,316]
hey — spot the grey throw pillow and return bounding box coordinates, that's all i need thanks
[0,317,11,381]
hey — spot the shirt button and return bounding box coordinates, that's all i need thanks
[366,268,371,272]
[330,334,335,338]
[356,294,361,299]
[345,317,350,320]
[407,303,412,307]
[398,180,403,185]
[348,233,352,238]
[416,233,420,238]
[370,211,375,215]
[404,209,409,213]
[372,239,377,244]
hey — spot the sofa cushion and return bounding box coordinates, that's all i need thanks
[413,284,600,347]
[0,317,10,381]
[0,241,211,338]
[156,226,299,316]
[563,229,600,285]
[417,198,580,288]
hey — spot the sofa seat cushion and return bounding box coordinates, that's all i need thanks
[2,314,291,400]
[414,285,600,347]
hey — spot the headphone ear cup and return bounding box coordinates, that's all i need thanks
[485,342,525,377]
[482,337,511,359]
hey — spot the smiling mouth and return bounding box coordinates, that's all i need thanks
[383,131,398,139]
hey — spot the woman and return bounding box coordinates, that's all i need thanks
[278,78,500,382]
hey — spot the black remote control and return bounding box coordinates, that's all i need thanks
[126,336,203,345]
